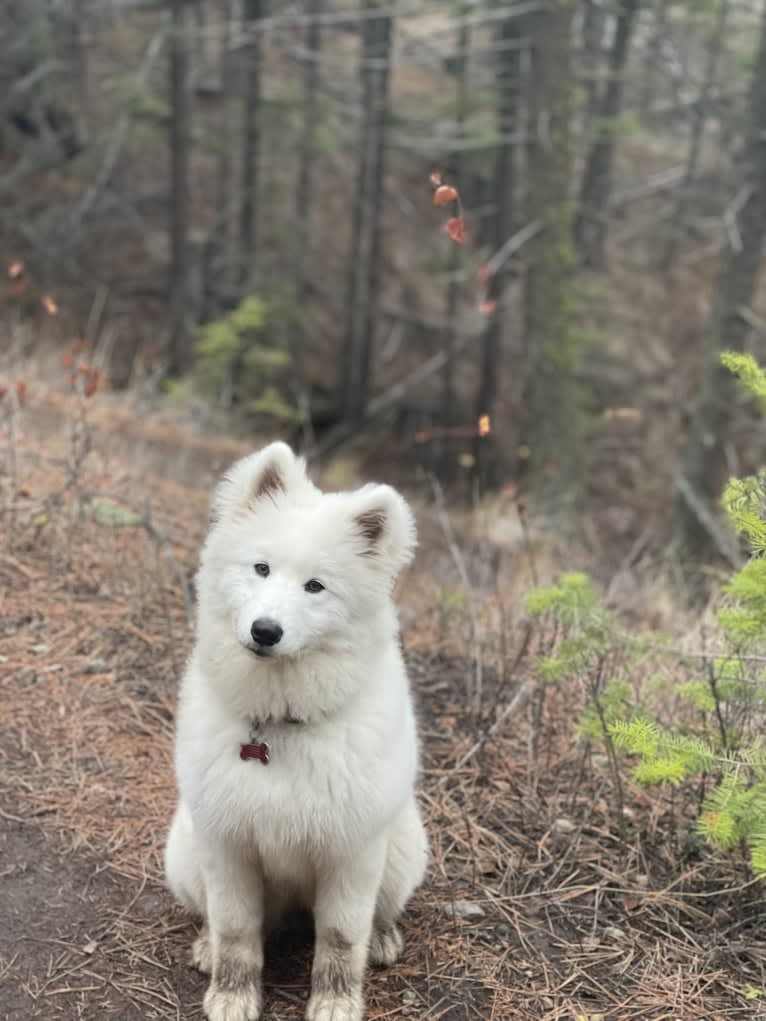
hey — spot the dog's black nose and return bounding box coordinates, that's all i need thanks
[251,618,283,647]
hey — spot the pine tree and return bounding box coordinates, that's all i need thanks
[673,1,766,559]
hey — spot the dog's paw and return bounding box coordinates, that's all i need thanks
[203,983,261,1021]
[305,993,363,1021]
[369,923,403,968]
[191,928,213,974]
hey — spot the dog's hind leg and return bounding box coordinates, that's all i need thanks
[165,802,214,973]
[165,801,207,918]
[369,797,428,967]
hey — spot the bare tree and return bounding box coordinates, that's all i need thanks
[522,0,582,494]
[639,0,668,117]
[338,0,394,425]
[575,0,642,269]
[201,0,237,322]
[293,0,323,390]
[673,0,766,558]
[664,0,730,269]
[474,1,520,491]
[438,9,472,477]
[581,0,606,124]
[167,0,191,376]
[240,0,264,288]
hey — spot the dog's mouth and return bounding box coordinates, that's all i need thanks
[247,643,278,659]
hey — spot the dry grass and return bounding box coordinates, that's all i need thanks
[1,381,766,1019]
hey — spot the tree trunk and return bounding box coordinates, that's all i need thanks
[353,4,393,424]
[167,0,191,377]
[438,12,471,479]
[338,10,375,417]
[338,1,393,425]
[581,0,606,124]
[663,0,730,269]
[673,1,766,560]
[201,0,236,321]
[575,0,641,269]
[639,0,668,117]
[240,0,263,288]
[293,0,323,390]
[473,2,519,492]
[522,1,582,496]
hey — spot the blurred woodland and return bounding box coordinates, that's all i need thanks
[8,6,766,1018]
[3,0,766,567]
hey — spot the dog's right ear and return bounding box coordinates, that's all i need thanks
[211,442,306,521]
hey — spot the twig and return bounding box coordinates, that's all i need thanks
[672,471,741,568]
[610,166,685,209]
[429,474,482,709]
[70,28,166,227]
[443,680,531,782]
[138,509,195,628]
[723,185,752,254]
[313,332,476,460]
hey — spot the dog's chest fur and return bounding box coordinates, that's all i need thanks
[176,659,417,870]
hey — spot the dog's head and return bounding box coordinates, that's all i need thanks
[198,442,416,661]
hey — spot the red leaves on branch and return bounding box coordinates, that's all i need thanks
[59,340,103,398]
[444,217,466,244]
[433,185,459,207]
[429,173,493,316]
[430,172,466,245]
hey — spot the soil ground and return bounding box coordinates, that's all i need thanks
[2,380,766,1020]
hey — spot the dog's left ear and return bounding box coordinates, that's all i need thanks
[350,484,416,574]
[212,442,308,521]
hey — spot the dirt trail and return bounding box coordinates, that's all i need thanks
[1,383,764,1020]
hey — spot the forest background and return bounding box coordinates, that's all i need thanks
[4,2,766,1019]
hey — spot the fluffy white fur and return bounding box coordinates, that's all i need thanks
[165,442,428,1021]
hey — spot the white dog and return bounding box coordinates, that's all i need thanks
[165,442,428,1021]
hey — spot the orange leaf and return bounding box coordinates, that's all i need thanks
[15,380,26,403]
[0,387,7,400]
[42,295,58,316]
[433,185,458,207]
[60,351,74,368]
[445,217,466,244]
[8,261,24,279]
[84,377,99,398]
[478,414,491,437]
[429,169,442,187]
[479,300,497,316]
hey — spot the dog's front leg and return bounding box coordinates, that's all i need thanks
[307,843,387,1021]
[201,840,264,1021]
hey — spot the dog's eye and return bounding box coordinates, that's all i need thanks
[254,563,270,577]
[304,579,324,594]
